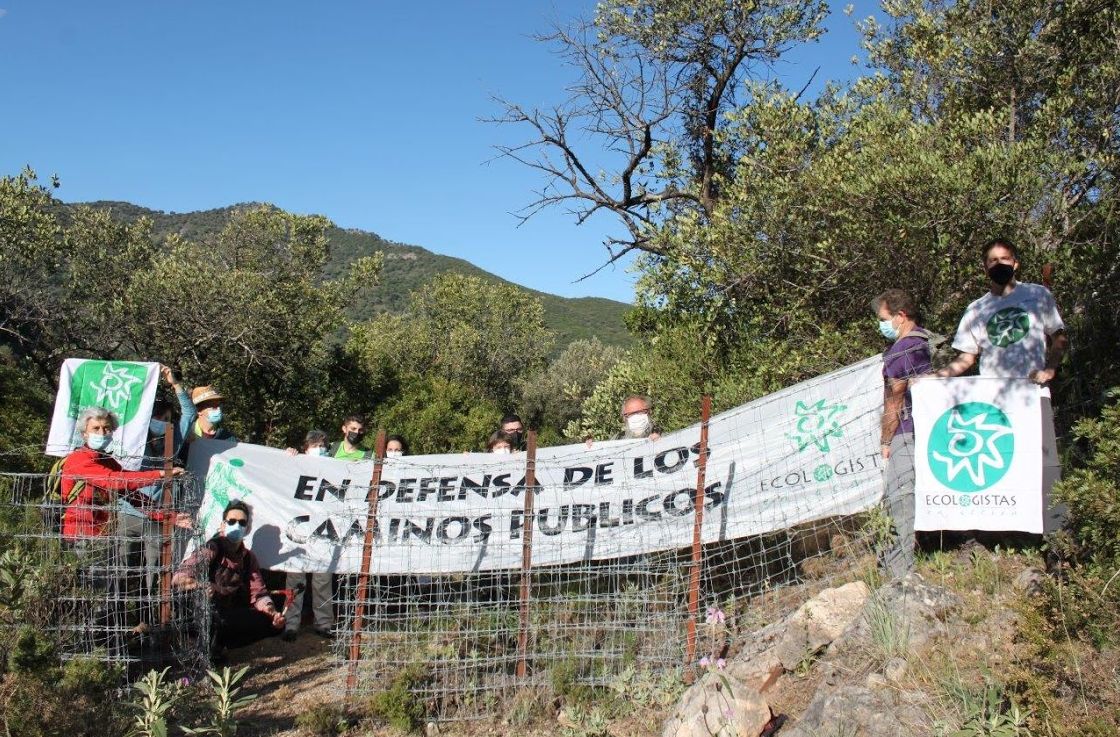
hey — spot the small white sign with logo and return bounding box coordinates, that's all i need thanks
[912,378,1043,533]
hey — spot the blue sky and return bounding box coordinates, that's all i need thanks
[0,1,871,303]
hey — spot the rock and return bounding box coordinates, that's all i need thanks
[781,685,929,737]
[424,721,440,737]
[661,670,772,737]
[725,652,784,694]
[884,657,908,683]
[831,573,961,655]
[774,581,871,670]
[866,672,889,689]
[1014,567,1045,595]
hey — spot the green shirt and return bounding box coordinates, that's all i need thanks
[329,441,371,461]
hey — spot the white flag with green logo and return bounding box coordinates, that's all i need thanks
[46,359,160,469]
[912,378,1043,533]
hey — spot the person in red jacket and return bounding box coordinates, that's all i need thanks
[61,406,184,540]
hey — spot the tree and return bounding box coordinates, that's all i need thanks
[348,273,554,452]
[494,0,827,271]
[519,337,626,442]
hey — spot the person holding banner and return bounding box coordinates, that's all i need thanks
[182,385,238,463]
[282,430,336,642]
[615,395,662,441]
[873,289,932,577]
[61,406,185,540]
[327,415,372,460]
[936,238,1068,382]
[173,500,286,651]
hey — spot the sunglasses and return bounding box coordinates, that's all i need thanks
[225,518,248,527]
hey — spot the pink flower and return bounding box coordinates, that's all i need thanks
[699,656,711,667]
[716,658,726,670]
[705,606,726,625]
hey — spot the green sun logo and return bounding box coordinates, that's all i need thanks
[787,399,848,453]
[986,307,1030,348]
[928,402,1015,492]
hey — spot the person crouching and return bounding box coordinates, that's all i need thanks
[173,500,285,652]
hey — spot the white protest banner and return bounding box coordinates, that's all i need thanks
[46,359,160,469]
[912,378,1044,533]
[187,357,887,574]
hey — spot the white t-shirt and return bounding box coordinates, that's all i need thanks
[951,282,1065,378]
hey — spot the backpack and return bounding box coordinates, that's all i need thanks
[909,328,956,371]
[41,457,85,533]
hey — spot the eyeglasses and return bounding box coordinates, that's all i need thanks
[225,518,248,527]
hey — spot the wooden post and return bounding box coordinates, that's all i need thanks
[159,426,175,625]
[1042,263,1054,288]
[684,396,712,681]
[516,430,538,679]
[346,430,387,690]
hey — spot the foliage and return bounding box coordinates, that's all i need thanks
[181,666,259,737]
[937,677,1033,737]
[349,273,554,452]
[366,662,429,733]
[127,667,183,737]
[519,338,626,442]
[0,639,126,737]
[294,702,349,736]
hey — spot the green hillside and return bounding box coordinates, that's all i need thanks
[73,200,634,351]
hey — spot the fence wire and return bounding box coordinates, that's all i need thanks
[331,365,888,721]
[0,472,210,681]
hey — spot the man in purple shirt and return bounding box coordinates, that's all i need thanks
[873,289,933,577]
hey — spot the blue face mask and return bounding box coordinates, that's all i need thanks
[87,433,112,452]
[149,418,168,436]
[878,318,899,341]
[224,521,246,543]
[207,408,223,426]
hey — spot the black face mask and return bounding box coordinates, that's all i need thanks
[987,263,1015,286]
[507,431,523,448]
[346,431,366,445]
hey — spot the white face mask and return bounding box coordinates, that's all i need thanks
[386,450,403,459]
[306,446,326,457]
[492,446,512,455]
[626,412,652,435]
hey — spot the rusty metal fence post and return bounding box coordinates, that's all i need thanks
[346,429,387,690]
[684,395,712,680]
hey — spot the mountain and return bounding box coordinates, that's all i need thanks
[72,201,634,352]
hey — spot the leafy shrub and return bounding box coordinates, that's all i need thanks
[366,662,429,733]
[295,702,348,736]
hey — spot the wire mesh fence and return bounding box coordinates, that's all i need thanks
[0,472,210,681]
[326,363,889,721]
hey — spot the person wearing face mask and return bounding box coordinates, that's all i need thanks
[498,415,526,452]
[60,406,185,540]
[181,385,238,464]
[385,435,409,459]
[118,365,197,593]
[615,395,662,441]
[872,289,932,578]
[936,238,1068,382]
[487,431,517,454]
[327,415,373,461]
[173,500,285,652]
[282,430,335,642]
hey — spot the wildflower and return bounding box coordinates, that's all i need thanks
[722,707,735,719]
[699,656,711,668]
[705,606,726,625]
[716,658,726,670]
[177,677,191,688]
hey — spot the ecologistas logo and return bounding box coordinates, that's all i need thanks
[986,307,1030,348]
[66,360,149,423]
[927,402,1014,496]
[765,399,880,491]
